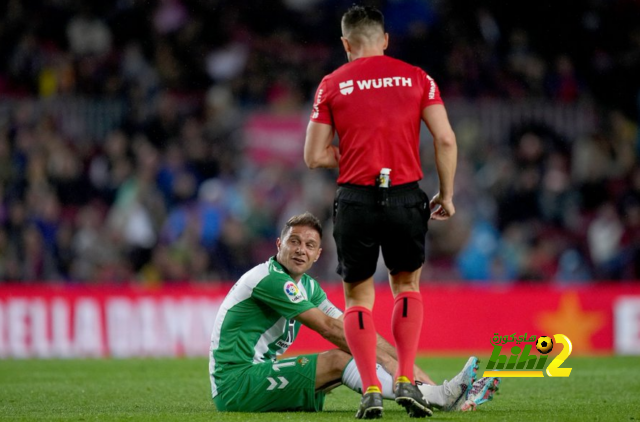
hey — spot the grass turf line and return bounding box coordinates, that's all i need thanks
[1,356,639,421]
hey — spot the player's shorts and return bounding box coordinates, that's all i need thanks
[213,354,325,412]
[333,182,430,282]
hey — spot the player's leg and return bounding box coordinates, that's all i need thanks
[317,348,395,401]
[315,349,352,391]
[341,359,399,399]
[463,376,501,409]
[341,353,490,413]
[418,356,480,411]
[213,355,325,412]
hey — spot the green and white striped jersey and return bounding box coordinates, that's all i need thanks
[209,257,342,398]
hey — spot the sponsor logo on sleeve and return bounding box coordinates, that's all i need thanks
[312,88,323,118]
[284,281,304,303]
[426,75,436,99]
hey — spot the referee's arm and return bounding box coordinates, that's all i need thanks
[304,121,339,169]
[422,104,457,220]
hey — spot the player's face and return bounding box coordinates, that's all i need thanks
[276,225,322,280]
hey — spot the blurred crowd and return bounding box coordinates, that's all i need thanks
[0,0,639,284]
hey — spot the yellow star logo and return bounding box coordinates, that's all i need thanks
[535,292,606,354]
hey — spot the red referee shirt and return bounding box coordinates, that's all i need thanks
[310,55,443,186]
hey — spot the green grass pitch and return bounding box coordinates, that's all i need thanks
[1,356,639,421]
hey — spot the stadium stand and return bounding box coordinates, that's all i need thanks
[0,0,638,283]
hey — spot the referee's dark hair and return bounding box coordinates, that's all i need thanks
[281,212,323,240]
[341,4,385,33]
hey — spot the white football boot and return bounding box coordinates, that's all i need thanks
[461,376,501,411]
[418,356,479,412]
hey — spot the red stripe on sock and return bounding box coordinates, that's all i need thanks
[343,306,381,392]
[392,292,423,383]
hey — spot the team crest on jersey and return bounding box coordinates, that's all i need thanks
[284,281,304,302]
[339,80,354,95]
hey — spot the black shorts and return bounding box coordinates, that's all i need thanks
[332,182,430,282]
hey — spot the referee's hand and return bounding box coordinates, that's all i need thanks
[429,193,455,220]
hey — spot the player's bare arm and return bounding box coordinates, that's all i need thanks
[304,121,339,169]
[295,308,401,373]
[296,307,350,352]
[422,104,458,220]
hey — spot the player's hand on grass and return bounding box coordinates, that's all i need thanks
[429,192,455,220]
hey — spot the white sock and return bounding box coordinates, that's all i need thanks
[341,359,396,400]
[341,359,450,407]
[418,383,446,408]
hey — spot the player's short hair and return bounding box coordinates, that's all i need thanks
[281,212,323,240]
[341,5,385,37]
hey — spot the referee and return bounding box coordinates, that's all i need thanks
[304,5,458,419]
